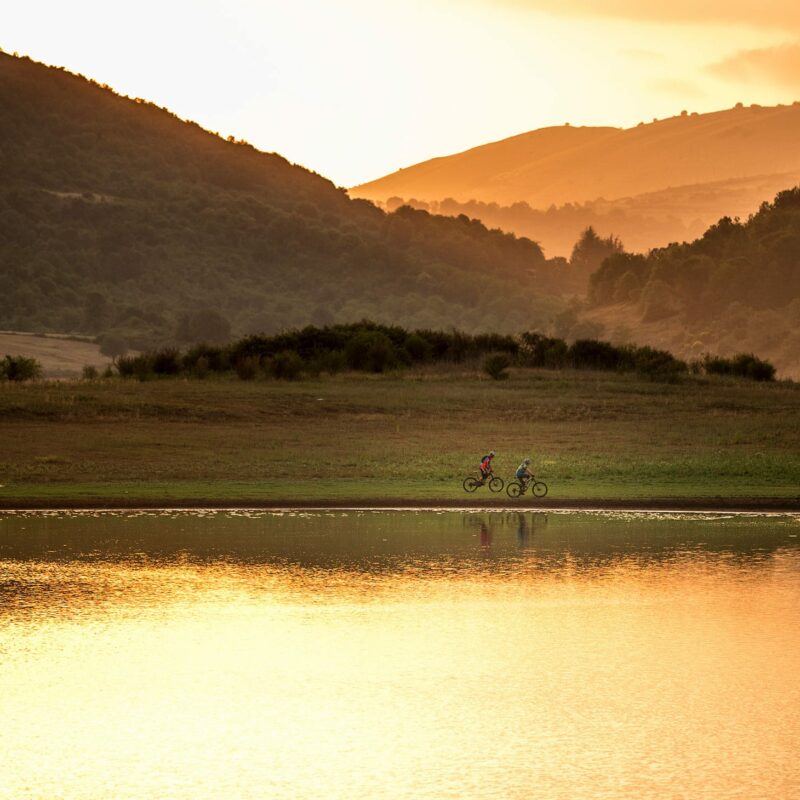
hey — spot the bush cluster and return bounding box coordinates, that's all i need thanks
[114,322,518,380]
[702,353,776,382]
[106,322,776,383]
[519,333,688,379]
[228,322,518,376]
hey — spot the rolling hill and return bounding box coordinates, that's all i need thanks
[0,52,559,348]
[351,105,800,256]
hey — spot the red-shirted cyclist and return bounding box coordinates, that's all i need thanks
[478,451,496,484]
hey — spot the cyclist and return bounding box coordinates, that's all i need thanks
[515,458,533,493]
[479,451,496,484]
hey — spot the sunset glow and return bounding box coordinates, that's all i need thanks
[5,0,799,185]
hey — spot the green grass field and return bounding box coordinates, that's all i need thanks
[2,367,799,508]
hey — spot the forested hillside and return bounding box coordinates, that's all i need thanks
[0,52,559,347]
[586,188,800,376]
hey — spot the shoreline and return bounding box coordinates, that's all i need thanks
[2,497,800,513]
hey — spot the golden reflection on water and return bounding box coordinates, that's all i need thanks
[1,511,799,799]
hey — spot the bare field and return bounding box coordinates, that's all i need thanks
[0,332,112,378]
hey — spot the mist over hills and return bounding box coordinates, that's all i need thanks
[351,106,800,257]
[0,52,557,347]
[381,172,800,259]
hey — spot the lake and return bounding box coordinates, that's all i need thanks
[1,509,798,799]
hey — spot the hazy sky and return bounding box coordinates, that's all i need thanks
[5,0,800,185]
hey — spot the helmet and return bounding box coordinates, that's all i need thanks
[489,450,496,457]
[524,458,531,464]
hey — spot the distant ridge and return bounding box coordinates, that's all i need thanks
[351,104,800,209]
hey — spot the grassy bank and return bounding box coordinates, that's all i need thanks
[2,368,800,508]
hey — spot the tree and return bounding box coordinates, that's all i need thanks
[570,227,624,292]
[175,309,232,345]
[345,331,396,372]
[98,331,128,360]
[83,291,109,332]
[614,271,641,303]
[483,353,511,380]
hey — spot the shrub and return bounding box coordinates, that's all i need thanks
[345,331,396,372]
[309,350,347,375]
[183,343,230,373]
[404,333,433,363]
[193,356,210,379]
[116,353,154,380]
[115,354,137,377]
[704,353,776,381]
[0,354,42,381]
[269,350,303,380]
[483,353,511,380]
[731,353,776,382]
[519,332,569,368]
[151,348,181,376]
[235,356,260,381]
[569,339,623,371]
[82,364,99,380]
[631,346,687,381]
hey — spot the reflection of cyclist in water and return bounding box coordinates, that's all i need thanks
[479,521,492,548]
[516,512,529,547]
[517,512,547,548]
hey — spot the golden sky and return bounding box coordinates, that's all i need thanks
[6,0,800,185]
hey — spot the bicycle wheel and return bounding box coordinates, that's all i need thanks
[463,476,480,493]
[532,481,548,497]
[489,476,504,493]
[506,481,522,498]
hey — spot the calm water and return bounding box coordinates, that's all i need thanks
[1,509,799,799]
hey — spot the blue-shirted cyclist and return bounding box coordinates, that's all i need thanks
[515,458,533,492]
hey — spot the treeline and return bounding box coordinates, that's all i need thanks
[384,195,703,264]
[517,333,772,380]
[106,322,775,382]
[0,52,557,346]
[116,323,517,380]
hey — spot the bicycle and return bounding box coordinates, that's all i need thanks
[462,471,504,493]
[506,476,548,498]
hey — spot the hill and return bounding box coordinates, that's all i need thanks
[351,105,800,256]
[0,52,559,347]
[584,188,800,377]
[352,105,800,209]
